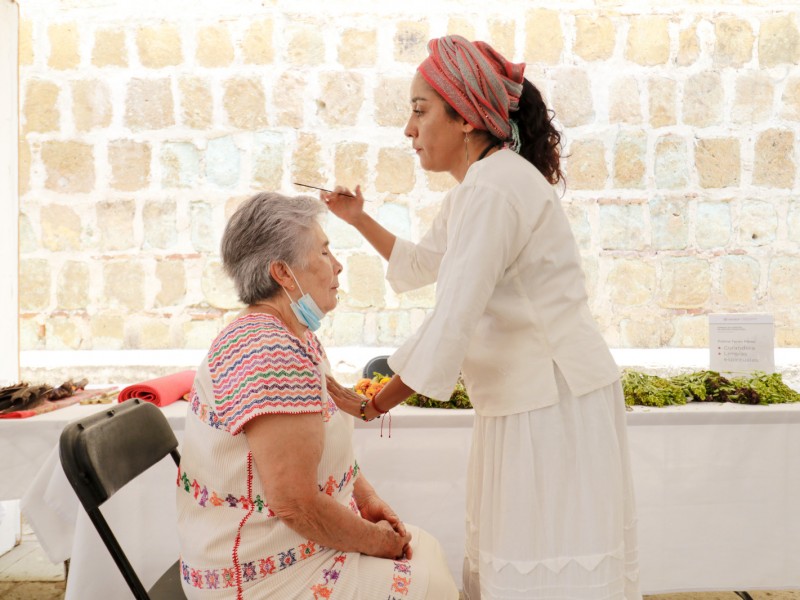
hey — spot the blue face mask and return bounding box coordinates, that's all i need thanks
[282,266,325,332]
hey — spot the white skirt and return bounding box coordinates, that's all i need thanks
[463,369,641,600]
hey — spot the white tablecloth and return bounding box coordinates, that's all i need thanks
[11,401,800,597]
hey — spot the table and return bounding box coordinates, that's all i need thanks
[13,401,800,598]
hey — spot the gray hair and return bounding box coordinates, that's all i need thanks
[221,191,325,305]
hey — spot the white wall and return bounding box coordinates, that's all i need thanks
[0,0,19,385]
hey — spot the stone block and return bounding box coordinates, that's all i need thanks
[48,23,80,70]
[273,72,306,128]
[670,315,708,347]
[97,199,136,251]
[136,24,182,68]
[564,202,592,250]
[125,78,175,130]
[319,72,364,127]
[648,76,677,128]
[654,134,689,189]
[72,79,112,131]
[447,17,474,41]
[753,129,795,189]
[338,29,377,68]
[191,201,216,253]
[683,72,723,127]
[161,142,200,188]
[335,142,368,190]
[768,257,800,304]
[732,71,774,124]
[695,201,731,248]
[607,258,655,305]
[331,312,367,346]
[426,171,457,192]
[677,19,701,66]
[566,138,607,190]
[621,319,673,348]
[378,203,411,240]
[90,313,125,349]
[206,136,241,188]
[574,15,615,61]
[253,131,285,190]
[695,138,740,188]
[394,20,429,64]
[41,204,82,251]
[721,255,760,305]
[759,15,800,68]
[347,254,386,308]
[200,260,242,310]
[139,318,173,349]
[609,76,642,124]
[41,141,95,193]
[19,212,36,254]
[57,261,90,310]
[20,259,51,311]
[103,260,145,311]
[789,201,800,242]
[108,139,151,191]
[92,28,127,67]
[19,19,33,66]
[650,195,689,250]
[488,19,515,60]
[626,16,670,66]
[223,77,268,129]
[658,257,711,309]
[376,148,415,194]
[24,80,60,133]
[143,200,177,249]
[525,9,563,64]
[375,76,412,128]
[780,77,800,121]
[737,199,777,246]
[242,19,274,64]
[377,311,412,345]
[20,316,46,351]
[156,259,187,307]
[714,17,754,67]
[178,77,213,129]
[182,314,223,349]
[46,315,85,350]
[288,26,324,66]
[598,202,646,250]
[292,133,323,188]
[551,68,593,127]
[613,130,646,188]
[196,25,233,67]
[19,140,30,196]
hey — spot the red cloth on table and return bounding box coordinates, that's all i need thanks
[117,370,196,407]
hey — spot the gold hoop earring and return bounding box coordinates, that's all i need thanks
[464,133,470,163]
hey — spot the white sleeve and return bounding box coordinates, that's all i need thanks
[385,200,448,294]
[389,185,531,401]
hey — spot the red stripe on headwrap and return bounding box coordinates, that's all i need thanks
[418,35,525,140]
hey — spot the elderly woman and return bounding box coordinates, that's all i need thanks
[176,192,458,599]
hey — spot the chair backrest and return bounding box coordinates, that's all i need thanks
[59,398,181,600]
[363,355,395,379]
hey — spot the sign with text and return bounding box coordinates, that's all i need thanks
[709,314,774,374]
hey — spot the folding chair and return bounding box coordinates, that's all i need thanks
[59,398,186,600]
[362,355,395,379]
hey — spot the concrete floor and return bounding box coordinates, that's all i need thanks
[0,519,798,599]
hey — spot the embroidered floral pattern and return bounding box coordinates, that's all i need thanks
[310,553,347,600]
[391,560,412,596]
[181,539,329,589]
[177,466,278,516]
[318,461,360,496]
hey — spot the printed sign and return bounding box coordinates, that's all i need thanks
[709,314,774,374]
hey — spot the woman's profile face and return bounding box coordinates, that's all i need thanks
[404,72,466,176]
[292,222,342,315]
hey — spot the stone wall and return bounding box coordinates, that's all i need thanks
[17,0,800,355]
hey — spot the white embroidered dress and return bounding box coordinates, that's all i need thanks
[177,313,426,599]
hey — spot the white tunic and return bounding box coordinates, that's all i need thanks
[386,150,641,599]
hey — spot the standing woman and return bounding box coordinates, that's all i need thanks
[324,35,641,600]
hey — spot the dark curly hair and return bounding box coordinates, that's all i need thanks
[443,79,564,185]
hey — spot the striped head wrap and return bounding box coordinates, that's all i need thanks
[418,35,525,141]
